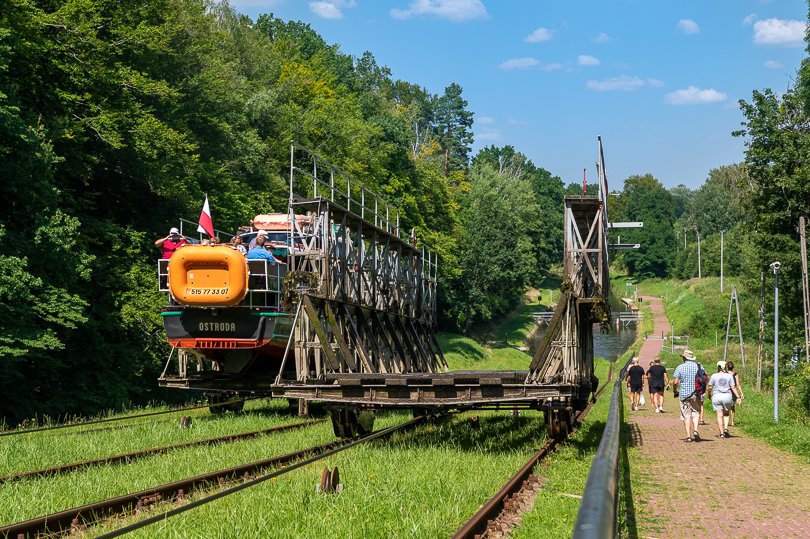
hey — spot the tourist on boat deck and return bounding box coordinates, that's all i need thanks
[247,235,278,265]
[248,230,266,249]
[155,227,186,259]
[230,235,247,255]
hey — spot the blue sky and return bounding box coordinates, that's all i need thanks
[231,0,808,190]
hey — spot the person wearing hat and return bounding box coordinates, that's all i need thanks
[672,349,703,442]
[625,356,646,411]
[155,227,187,259]
[248,230,267,250]
[707,361,742,438]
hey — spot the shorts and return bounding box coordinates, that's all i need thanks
[650,385,664,394]
[630,384,643,393]
[679,395,702,420]
[712,393,734,411]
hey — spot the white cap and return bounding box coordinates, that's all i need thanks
[169,227,180,234]
[257,230,267,236]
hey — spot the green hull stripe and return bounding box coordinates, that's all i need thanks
[160,311,183,316]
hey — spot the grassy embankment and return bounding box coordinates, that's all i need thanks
[639,277,810,463]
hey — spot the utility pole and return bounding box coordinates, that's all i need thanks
[696,225,702,279]
[757,270,765,391]
[771,261,781,423]
[800,217,810,361]
[723,287,746,367]
[720,230,724,293]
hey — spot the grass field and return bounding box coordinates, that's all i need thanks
[0,280,643,537]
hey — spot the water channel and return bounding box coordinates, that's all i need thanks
[529,292,639,363]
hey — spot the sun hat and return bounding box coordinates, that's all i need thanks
[631,356,639,363]
[169,227,180,234]
[681,349,696,361]
[717,360,726,370]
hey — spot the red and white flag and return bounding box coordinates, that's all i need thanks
[197,195,215,237]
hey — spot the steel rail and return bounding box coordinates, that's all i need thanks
[0,398,255,438]
[1,417,425,538]
[572,357,633,539]
[0,419,323,484]
[453,364,614,539]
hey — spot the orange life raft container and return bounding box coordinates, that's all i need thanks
[168,245,248,307]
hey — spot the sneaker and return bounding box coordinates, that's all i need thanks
[723,429,730,438]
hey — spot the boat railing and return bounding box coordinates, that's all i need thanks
[157,257,286,310]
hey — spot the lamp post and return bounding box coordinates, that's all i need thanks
[771,261,781,423]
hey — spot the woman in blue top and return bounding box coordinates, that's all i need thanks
[707,361,742,438]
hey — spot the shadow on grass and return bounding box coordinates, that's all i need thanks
[381,413,545,455]
[619,403,638,539]
[438,333,487,361]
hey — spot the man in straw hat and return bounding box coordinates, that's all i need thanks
[672,349,702,442]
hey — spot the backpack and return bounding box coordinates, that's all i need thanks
[694,363,708,397]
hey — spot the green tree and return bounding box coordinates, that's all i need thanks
[456,164,539,331]
[435,82,473,176]
[614,175,677,277]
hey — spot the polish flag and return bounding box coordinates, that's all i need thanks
[197,195,215,237]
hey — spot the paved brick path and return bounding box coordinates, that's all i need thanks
[625,296,810,537]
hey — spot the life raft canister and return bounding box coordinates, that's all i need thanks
[168,245,248,307]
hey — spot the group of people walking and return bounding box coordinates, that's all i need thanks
[626,349,744,442]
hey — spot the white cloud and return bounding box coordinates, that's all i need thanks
[664,86,727,105]
[499,57,540,70]
[753,18,805,47]
[507,118,527,125]
[390,0,488,22]
[478,115,496,125]
[542,62,562,72]
[586,76,661,92]
[743,13,758,26]
[525,27,554,43]
[476,129,503,142]
[577,55,600,66]
[309,0,356,19]
[593,32,612,43]
[763,59,783,69]
[678,19,700,35]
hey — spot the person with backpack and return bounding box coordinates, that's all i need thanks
[672,349,705,442]
[708,361,742,438]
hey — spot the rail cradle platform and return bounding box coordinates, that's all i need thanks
[162,370,579,407]
[159,140,628,437]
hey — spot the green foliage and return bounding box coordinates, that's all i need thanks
[612,174,677,278]
[455,163,540,330]
[1,1,565,423]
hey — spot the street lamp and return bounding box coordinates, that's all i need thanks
[771,261,781,423]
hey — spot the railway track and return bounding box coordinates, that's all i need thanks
[0,419,323,484]
[453,363,614,539]
[0,398,255,438]
[1,417,427,538]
